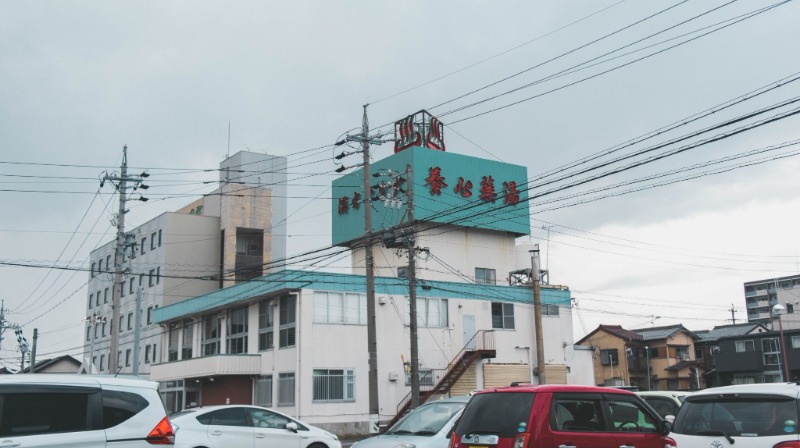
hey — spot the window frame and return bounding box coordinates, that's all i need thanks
[278,372,295,407]
[258,300,274,351]
[312,368,356,403]
[226,307,249,355]
[491,302,515,329]
[201,314,221,356]
[475,267,497,285]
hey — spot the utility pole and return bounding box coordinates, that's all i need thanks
[405,164,420,409]
[338,106,388,432]
[30,329,37,373]
[729,304,736,324]
[530,246,546,384]
[133,287,143,376]
[645,345,651,391]
[101,145,149,372]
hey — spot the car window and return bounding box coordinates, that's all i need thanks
[674,395,799,437]
[199,408,249,427]
[248,408,294,429]
[388,402,464,435]
[456,392,536,438]
[0,392,92,436]
[102,390,149,429]
[551,394,606,432]
[643,396,679,419]
[606,395,660,432]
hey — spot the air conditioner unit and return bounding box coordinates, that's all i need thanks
[679,354,690,361]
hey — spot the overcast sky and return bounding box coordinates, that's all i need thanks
[2,1,800,367]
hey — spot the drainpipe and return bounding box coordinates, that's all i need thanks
[290,291,301,420]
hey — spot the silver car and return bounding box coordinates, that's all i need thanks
[353,396,469,448]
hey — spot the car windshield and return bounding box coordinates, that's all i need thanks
[387,401,465,435]
[455,392,536,439]
[673,394,799,437]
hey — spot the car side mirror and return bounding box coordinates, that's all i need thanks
[662,420,672,435]
[286,422,298,433]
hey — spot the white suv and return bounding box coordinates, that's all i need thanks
[0,374,174,447]
[670,383,800,447]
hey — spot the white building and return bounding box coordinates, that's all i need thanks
[744,274,800,330]
[81,151,287,376]
[150,125,593,436]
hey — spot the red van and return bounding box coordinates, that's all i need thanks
[450,384,676,448]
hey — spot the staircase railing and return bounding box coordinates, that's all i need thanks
[392,330,495,420]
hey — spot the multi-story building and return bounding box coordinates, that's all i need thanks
[577,324,707,391]
[693,322,769,387]
[150,114,594,436]
[714,327,800,384]
[744,274,800,330]
[81,151,287,376]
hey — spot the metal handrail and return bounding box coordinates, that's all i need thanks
[394,330,495,415]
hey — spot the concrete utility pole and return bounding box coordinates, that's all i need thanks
[133,287,143,376]
[101,145,149,372]
[30,329,37,373]
[406,164,420,409]
[530,246,546,384]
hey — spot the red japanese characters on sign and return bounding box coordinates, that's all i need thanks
[425,167,447,195]
[394,110,446,153]
[352,191,361,209]
[394,115,422,153]
[338,196,349,215]
[426,117,445,151]
[480,176,497,203]
[454,177,473,197]
[503,181,520,205]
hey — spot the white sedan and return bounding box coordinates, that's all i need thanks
[171,405,342,448]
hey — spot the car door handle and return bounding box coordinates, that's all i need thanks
[210,430,223,436]
[559,445,577,448]
[0,442,21,448]
[255,433,268,438]
[620,445,636,448]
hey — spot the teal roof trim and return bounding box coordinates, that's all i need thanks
[153,269,571,324]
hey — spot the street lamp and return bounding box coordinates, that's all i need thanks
[772,304,790,381]
[645,345,651,391]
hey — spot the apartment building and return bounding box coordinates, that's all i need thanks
[744,274,800,331]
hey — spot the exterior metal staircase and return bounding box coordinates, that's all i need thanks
[386,330,496,429]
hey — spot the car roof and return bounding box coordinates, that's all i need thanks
[689,383,800,398]
[474,384,636,395]
[0,374,158,390]
[421,395,471,404]
[638,391,692,398]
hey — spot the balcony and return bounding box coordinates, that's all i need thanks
[150,354,261,381]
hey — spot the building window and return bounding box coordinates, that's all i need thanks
[278,372,295,407]
[104,287,109,304]
[147,306,153,325]
[125,349,131,367]
[86,326,91,342]
[141,237,146,255]
[406,297,449,328]
[158,229,162,247]
[100,354,105,371]
[117,351,122,368]
[543,304,560,316]
[202,314,221,356]
[792,335,800,349]
[119,316,124,332]
[475,267,496,285]
[151,232,157,250]
[94,324,99,339]
[600,349,620,366]
[735,340,755,352]
[91,262,96,278]
[102,321,106,337]
[120,282,125,298]
[152,343,157,363]
[405,368,435,386]
[182,320,194,360]
[89,294,94,309]
[762,338,780,366]
[98,258,103,274]
[106,255,111,271]
[255,375,273,407]
[314,291,367,325]
[227,307,248,354]
[259,300,274,351]
[139,274,143,287]
[129,278,135,295]
[168,324,179,361]
[312,369,355,402]
[157,266,160,284]
[149,269,155,287]
[127,313,133,330]
[674,346,690,361]
[145,345,151,364]
[788,303,795,314]
[491,302,515,329]
[279,296,296,348]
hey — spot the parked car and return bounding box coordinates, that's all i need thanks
[170,405,341,448]
[450,384,675,448]
[0,374,174,447]
[638,390,692,420]
[352,395,469,448]
[671,382,800,447]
